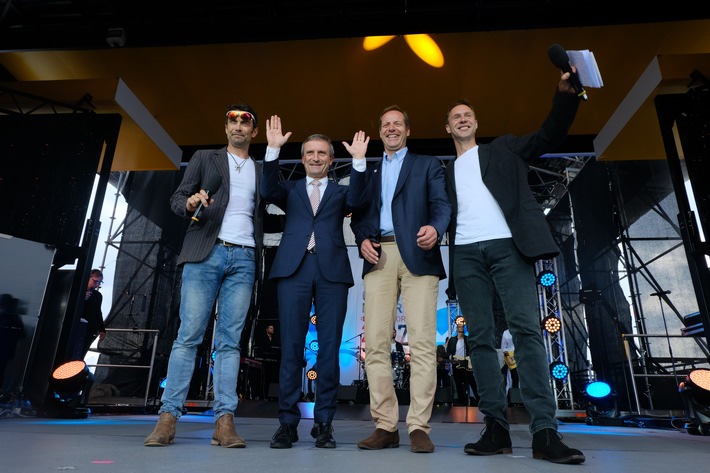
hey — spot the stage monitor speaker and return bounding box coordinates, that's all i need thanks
[337,385,358,403]
[508,387,523,405]
[434,386,452,404]
[268,382,279,399]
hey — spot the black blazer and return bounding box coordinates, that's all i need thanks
[445,91,580,297]
[170,147,264,268]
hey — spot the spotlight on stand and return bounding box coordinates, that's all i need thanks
[454,315,465,326]
[584,381,623,426]
[549,361,569,380]
[45,360,94,418]
[541,315,562,334]
[306,368,318,402]
[679,368,710,436]
[307,369,318,381]
[537,270,556,288]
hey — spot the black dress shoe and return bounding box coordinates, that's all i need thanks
[310,423,336,448]
[270,424,299,449]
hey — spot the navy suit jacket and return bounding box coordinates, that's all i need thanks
[170,147,263,267]
[261,158,365,286]
[350,152,451,280]
[445,91,580,297]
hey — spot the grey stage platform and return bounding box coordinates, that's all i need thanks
[1,402,708,473]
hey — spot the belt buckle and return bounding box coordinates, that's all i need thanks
[218,238,235,247]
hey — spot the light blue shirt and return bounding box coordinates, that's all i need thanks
[380,147,407,236]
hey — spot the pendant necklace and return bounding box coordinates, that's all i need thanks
[228,152,248,174]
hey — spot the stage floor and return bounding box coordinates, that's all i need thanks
[1,401,708,473]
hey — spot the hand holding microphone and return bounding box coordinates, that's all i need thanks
[190,173,222,224]
[547,43,587,101]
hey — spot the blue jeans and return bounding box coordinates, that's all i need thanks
[453,238,557,434]
[159,244,256,421]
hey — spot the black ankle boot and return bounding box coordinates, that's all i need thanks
[532,428,585,464]
[464,418,512,455]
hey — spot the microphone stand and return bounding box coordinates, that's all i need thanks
[344,332,365,381]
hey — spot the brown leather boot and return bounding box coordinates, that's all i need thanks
[211,414,246,448]
[144,412,176,446]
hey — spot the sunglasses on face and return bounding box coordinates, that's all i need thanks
[226,110,255,124]
[91,278,103,286]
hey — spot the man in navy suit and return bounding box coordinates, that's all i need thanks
[351,106,451,453]
[444,69,585,464]
[261,115,368,449]
[145,104,263,448]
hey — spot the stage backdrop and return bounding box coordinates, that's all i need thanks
[301,246,452,389]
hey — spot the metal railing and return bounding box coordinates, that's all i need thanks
[622,333,707,414]
[86,328,159,406]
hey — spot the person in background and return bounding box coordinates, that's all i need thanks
[500,328,519,398]
[446,322,478,406]
[72,269,106,361]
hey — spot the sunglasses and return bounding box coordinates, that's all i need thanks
[91,278,104,286]
[226,110,255,124]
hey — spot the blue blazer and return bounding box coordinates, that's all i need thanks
[261,159,365,286]
[351,152,451,280]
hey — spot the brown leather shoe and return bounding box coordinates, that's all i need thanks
[144,412,176,447]
[357,428,400,450]
[211,414,246,448]
[409,429,435,453]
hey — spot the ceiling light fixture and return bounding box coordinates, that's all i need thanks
[363,34,445,68]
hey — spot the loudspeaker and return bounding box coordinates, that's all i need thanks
[337,385,358,403]
[508,387,523,405]
[434,386,452,405]
[268,383,279,399]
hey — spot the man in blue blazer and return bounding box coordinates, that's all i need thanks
[444,70,585,464]
[351,106,451,453]
[261,115,368,449]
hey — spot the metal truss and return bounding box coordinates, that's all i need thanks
[537,258,575,410]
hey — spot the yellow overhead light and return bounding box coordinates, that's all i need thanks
[363,35,395,51]
[363,34,444,68]
[404,34,444,68]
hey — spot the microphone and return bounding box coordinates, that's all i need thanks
[547,43,587,101]
[190,173,222,224]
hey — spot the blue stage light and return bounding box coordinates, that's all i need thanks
[537,270,556,287]
[585,381,612,399]
[549,361,569,380]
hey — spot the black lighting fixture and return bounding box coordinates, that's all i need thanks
[454,315,465,326]
[583,381,623,426]
[310,314,317,325]
[308,340,319,353]
[45,360,94,418]
[679,368,710,436]
[549,361,569,380]
[537,269,557,288]
[541,315,562,334]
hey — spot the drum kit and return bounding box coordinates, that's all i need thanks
[390,351,410,389]
[358,351,411,390]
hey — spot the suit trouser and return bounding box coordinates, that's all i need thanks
[277,252,349,426]
[363,241,439,434]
